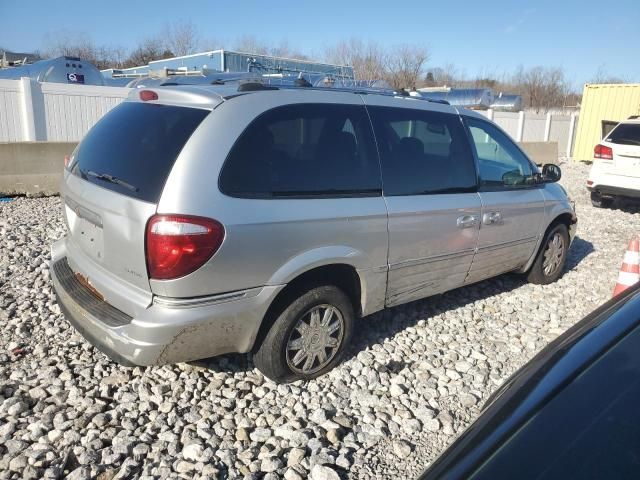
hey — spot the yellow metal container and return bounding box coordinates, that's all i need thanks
[573,83,640,161]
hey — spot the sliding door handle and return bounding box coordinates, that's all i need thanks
[483,211,503,225]
[457,215,479,229]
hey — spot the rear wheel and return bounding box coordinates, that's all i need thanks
[253,285,354,383]
[591,191,614,208]
[527,223,569,285]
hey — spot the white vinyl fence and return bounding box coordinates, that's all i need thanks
[477,109,579,157]
[0,77,579,156]
[0,78,130,142]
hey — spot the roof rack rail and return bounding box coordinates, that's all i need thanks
[225,80,451,105]
[422,98,451,105]
[237,82,279,92]
[294,77,313,87]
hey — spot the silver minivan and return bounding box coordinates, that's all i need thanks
[51,83,577,382]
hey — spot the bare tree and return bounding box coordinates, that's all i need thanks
[108,46,128,68]
[425,63,460,87]
[41,30,124,70]
[590,65,627,84]
[200,37,223,52]
[324,39,387,82]
[124,37,173,68]
[422,63,576,111]
[233,35,269,55]
[269,39,309,60]
[385,44,430,90]
[325,40,430,88]
[512,66,569,112]
[163,20,200,57]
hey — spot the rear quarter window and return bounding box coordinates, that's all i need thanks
[70,102,209,203]
[219,103,382,198]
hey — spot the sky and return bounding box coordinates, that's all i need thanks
[1,0,639,89]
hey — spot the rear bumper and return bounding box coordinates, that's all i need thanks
[587,184,640,199]
[51,239,284,366]
[587,164,640,198]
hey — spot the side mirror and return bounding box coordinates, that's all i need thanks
[542,163,561,183]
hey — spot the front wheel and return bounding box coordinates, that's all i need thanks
[253,285,354,383]
[527,223,569,285]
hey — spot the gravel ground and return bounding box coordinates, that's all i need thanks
[1,160,639,480]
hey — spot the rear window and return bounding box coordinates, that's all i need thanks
[606,123,640,146]
[70,102,208,203]
[219,103,382,198]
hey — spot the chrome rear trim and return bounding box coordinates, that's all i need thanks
[153,286,265,309]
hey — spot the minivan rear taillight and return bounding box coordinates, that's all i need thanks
[594,144,613,160]
[146,215,225,280]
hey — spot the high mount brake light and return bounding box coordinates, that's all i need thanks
[139,90,158,101]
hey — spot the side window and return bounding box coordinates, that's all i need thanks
[466,117,536,189]
[219,104,381,197]
[368,106,477,196]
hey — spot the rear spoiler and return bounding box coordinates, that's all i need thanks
[126,85,224,110]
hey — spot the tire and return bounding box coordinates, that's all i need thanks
[527,223,569,285]
[591,191,614,208]
[253,285,354,383]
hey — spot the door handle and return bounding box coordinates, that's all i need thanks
[483,211,503,225]
[457,215,479,229]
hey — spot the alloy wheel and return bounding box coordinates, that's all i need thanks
[285,304,345,375]
[543,232,565,276]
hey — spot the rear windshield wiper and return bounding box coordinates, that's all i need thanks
[82,170,138,192]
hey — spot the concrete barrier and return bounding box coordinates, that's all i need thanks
[518,141,559,165]
[0,142,76,195]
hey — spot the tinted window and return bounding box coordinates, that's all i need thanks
[466,117,535,189]
[606,123,640,145]
[220,104,381,198]
[368,106,477,196]
[70,102,208,203]
[471,325,640,479]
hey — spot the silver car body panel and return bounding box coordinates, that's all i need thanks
[155,90,389,316]
[383,193,481,307]
[360,94,483,306]
[51,238,283,364]
[60,173,157,317]
[465,189,546,284]
[52,86,576,366]
[458,109,575,282]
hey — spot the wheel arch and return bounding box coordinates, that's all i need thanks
[252,263,365,353]
[520,210,575,273]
